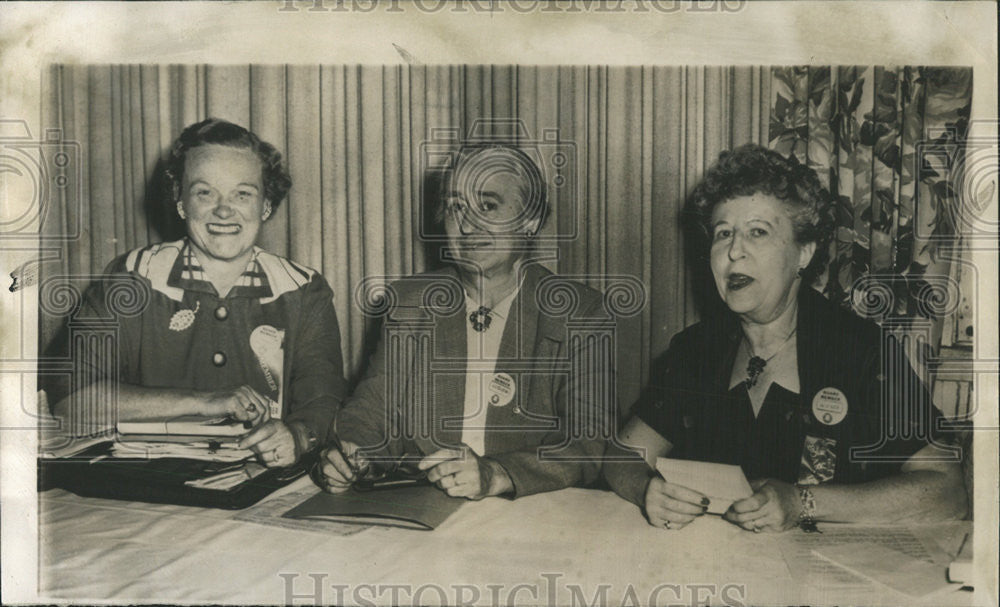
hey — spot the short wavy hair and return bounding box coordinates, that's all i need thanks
[683,144,835,282]
[165,118,292,211]
[435,144,549,234]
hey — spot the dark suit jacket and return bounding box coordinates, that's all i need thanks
[336,262,616,497]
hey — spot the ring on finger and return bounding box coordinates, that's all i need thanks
[664,520,672,530]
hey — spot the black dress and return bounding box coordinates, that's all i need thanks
[632,287,953,485]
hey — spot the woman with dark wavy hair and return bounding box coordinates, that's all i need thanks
[603,144,965,532]
[49,118,346,469]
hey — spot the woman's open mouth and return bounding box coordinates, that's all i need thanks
[207,223,241,235]
[726,273,754,291]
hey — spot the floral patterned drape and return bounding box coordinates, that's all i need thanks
[769,66,973,370]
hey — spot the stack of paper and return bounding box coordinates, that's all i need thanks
[117,415,252,437]
[39,432,113,459]
[112,414,256,462]
[111,439,254,462]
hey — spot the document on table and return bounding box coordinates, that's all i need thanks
[233,483,369,537]
[777,524,956,597]
[812,542,956,598]
[947,532,973,584]
[655,458,753,514]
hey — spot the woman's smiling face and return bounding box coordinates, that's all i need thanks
[180,144,269,267]
[709,193,815,324]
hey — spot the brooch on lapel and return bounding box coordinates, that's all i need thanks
[168,301,200,332]
[469,305,493,332]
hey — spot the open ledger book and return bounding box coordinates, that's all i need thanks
[283,484,465,530]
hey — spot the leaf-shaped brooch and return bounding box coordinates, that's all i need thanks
[169,301,201,332]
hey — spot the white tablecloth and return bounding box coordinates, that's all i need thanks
[39,478,973,605]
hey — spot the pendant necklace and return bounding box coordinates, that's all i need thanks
[743,327,797,388]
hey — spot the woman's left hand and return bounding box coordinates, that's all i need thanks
[239,420,297,468]
[419,446,511,500]
[724,478,800,532]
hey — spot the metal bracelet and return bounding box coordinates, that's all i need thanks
[796,484,820,533]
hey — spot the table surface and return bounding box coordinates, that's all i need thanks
[39,477,976,605]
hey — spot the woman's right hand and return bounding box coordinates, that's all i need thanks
[643,476,711,530]
[199,385,268,422]
[316,440,364,493]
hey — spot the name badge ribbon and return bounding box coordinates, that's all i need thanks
[250,324,285,419]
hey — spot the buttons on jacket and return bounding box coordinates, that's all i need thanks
[212,351,227,367]
[214,305,229,321]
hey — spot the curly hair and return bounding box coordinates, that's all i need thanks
[165,118,292,212]
[435,144,549,234]
[683,144,835,282]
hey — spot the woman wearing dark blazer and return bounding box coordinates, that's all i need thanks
[319,144,614,499]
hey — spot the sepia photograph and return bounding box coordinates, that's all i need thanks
[1,2,997,606]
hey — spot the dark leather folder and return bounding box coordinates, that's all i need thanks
[38,442,307,510]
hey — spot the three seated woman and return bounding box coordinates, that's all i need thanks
[50,120,966,530]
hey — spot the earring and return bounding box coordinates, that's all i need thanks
[176,202,186,220]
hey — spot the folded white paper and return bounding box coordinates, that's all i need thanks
[655,458,753,514]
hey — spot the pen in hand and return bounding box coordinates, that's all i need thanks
[325,435,368,483]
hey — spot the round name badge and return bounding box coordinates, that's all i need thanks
[812,387,848,425]
[488,372,516,407]
[250,324,284,358]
